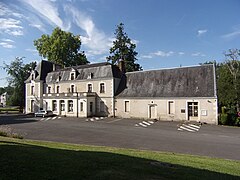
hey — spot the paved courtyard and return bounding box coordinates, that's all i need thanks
[0,114,239,161]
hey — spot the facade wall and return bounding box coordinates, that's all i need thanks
[25,81,43,113]
[41,78,115,117]
[115,97,218,124]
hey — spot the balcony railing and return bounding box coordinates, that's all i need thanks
[43,92,96,98]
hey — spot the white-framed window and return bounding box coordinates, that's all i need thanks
[70,73,75,80]
[168,101,174,114]
[60,100,65,111]
[87,83,92,92]
[56,86,60,93]
[31,86,34,95]
[68,100,73,112]
[100,83,105,93]
[48,86,51,94]
[80,102,83,112]
[124,101,130,112]
[52,100,57,111]
[71,84,75,93]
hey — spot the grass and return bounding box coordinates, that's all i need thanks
[0,137,239,180]
[0,106,20,113]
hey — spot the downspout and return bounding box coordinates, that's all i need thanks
[213,64,218,125]
[77,92,79,118]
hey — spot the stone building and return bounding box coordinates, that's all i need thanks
[25,60,218,124]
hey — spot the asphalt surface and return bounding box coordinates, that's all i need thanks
[0,114,239,161]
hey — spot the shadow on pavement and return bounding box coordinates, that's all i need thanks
[0,114,38,125]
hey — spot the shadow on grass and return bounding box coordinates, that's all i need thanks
[0,114,38,125]
[0,141,239,180]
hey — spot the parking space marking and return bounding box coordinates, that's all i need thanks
[178,123,201,132]
[107,118,123,123]
[85,117,107,122]
[135,120,157,128]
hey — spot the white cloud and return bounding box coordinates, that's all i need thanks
[64,4,112,56]
[140,55,153,59]
[1,39,14,43]
[152,51,174,57]
[29,23,46,32]
[192,52,205,57]
[0,3,24,36]
[178,52,185,56]
[22,0,70,31]
[222,30,240,39]
[197,29,207,36]
[0,42,15,48]
[0,17,24,36]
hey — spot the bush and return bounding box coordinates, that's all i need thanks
[219,114,228,125]
[234,117,240,126]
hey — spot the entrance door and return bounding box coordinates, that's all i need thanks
[187,102,198,120]
[31,100,35,112]
[149,105,157,119]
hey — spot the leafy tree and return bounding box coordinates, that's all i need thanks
[4,57,36,110]
[34,27,89,67]
[107,23,142,72]
[224,49,240,112]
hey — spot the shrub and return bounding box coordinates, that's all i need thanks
[219,114,228,125]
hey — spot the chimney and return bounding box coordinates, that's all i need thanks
[52,63,56,71]
[118,59,126,73]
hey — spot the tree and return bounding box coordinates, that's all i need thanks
[224,49,240,112]
[34,27,89,67]
[4,57,36,110]
[107,23,142,72]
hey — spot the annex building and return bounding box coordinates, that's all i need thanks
[25,60,218,124]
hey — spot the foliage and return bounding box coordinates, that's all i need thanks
[223,49,240,112]
[3,57,36,109]
[107,23,142,72]
[219,113,228,125]
[34,27,89,67]
[0,137,239,179]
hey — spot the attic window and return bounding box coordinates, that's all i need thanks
[87,73,93,79]
[31,74,34,80]
[70,73,75,80]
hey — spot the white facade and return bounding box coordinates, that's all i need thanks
[25,61,218,124]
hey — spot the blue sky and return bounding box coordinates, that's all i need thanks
[0,0,240,87]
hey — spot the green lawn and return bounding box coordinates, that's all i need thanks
[0,137,239,180]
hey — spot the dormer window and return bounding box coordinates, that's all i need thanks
[70,73,75,80]
[87,73,93,79]
[31,74,34,80]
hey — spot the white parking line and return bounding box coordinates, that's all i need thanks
[52,117,57,120]
[58,117,61,119]
[178,126,195,132]
[188,124,201,128]
[142,121,151,126]
[139,123,147,127]
[182,124,199,131]
[107,118,122,123]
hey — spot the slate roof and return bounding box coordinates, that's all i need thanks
[25,60,57,83]
[116,64,216,98]
[45,62,122,83]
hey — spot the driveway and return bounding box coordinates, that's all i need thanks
[0,114,240,161]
